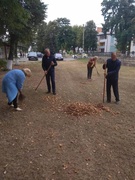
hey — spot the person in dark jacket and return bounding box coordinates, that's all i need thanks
[42,48,57,95]
[103,52,121,104]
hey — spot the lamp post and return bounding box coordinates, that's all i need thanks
[82,24,85,52]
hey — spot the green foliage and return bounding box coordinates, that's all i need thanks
[0,0,47,60]
[84,21,97,51]
[101,0,135,54]
[56,18,70,27]
[0,59,7,71]
[36,18,77,53]
[72,25,83,48]
[57,25,76,51]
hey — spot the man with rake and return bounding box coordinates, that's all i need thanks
[103,52,121,104]
[42,48,57,95]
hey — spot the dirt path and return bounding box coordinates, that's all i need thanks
[0,60,135,180]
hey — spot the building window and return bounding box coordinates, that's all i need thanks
[100,35,105,40]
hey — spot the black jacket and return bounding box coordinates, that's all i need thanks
[42,54,57,72]
[103,58,121,80]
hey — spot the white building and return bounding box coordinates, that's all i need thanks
[130,38,135,56]
[96,27,135,56]
[96,27,117,53]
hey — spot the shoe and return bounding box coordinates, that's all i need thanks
[15,107,22,111]
[53,92,56,95]
[46,91,51,94]
[107,100,111,103]
[10,104,14,107]
[115,101,120,105]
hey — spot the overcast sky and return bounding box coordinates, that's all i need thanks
[42,0,104,27]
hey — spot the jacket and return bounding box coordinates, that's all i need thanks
[2,69,25,103]
[42,54,57,72]
[103,58,121,80]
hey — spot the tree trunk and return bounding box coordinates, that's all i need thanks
[4,44,7,60]
[7,33,15,70]
[14,41,19,65]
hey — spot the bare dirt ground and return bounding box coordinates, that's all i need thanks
[0,59,135,180]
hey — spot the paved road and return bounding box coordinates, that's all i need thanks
[14,57,75,64]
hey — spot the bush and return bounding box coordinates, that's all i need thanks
[0,59,7,71]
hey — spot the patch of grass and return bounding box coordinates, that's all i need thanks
[78,58,88,63]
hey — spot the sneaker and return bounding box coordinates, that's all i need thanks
[15,107,22,111]
[115,101,120,105]
[10,104,14,107]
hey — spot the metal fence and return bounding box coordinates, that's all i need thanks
[87,52,135,66]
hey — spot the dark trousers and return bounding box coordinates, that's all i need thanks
[46,71,56,93]
[8,95,18,108]
[106,79,119,102]
[87,67,93,79]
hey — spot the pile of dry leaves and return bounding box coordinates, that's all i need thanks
[64,102,119,116]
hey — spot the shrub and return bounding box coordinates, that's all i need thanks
[0,59,7,71]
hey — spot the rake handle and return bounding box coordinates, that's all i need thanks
[35,64,52,91]
[103,68,107,103]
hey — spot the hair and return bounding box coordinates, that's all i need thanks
[44,48,50,52]
[111,52,116,56]
[23,68,32,77]
[44,48,51,56]
[93,56,98,60]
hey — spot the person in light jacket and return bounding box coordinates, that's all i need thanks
[2,68,31,111]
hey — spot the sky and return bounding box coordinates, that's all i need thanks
[42,0,104,27]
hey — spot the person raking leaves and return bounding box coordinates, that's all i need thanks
[87,56,98,80]
[42,48,57,95]
[102,52,121,104]
[2,68,32,111]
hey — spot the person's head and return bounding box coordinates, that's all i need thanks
[111,52,117,61]
[23,68,32,77]
[44,48,50,57]
[93,56,98,61]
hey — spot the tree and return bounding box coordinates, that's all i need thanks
[56,18,70,27]
[0,0,30,60]
[56,18,76,52]
[36,22,48,53]
[72,25,83,49]
[0,0,47,69]
[101,0,135,54]
[43,21,59,53]
[84,21,97,52]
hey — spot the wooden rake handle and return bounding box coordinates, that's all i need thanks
[103,68,106,103]
[35,64,52,91]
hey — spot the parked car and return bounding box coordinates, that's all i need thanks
[82,53,88,58]
[27,52,38,61]
[54,53,63,61]
[37,52,43,58]
[72,54,78,59]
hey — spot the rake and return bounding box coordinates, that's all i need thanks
[35,64,52,91]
